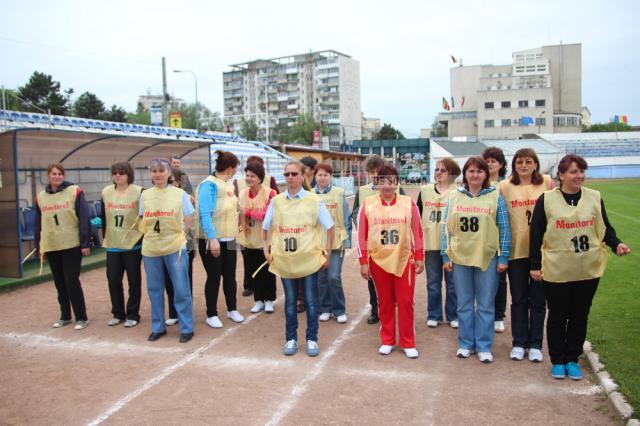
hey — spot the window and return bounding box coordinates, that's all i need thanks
[501,101,511,108]
[484,102,494,109]
[484,120,495,128]
[535,117,546,126]
[554,117,566,127]
[535,99,546,107]
[567,117,578,127]
[518,100,529,108]
[501,119,511,127]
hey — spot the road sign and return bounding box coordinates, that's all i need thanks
[150,106,163,125]
[169,112,182,128]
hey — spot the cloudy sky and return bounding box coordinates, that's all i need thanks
[1,0,638,136]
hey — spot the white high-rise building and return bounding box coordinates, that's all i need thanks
[223,50,361,149]
[438,43,583,139]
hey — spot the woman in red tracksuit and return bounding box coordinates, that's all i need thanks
[358,165,424,358]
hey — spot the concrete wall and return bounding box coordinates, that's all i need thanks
[543,44,581,114]
[338,56,362,145]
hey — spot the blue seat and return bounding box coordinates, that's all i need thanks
[10,111,20,120]
[22,207,36,241]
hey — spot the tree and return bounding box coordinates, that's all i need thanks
[73,92,105,119]
[102,105,127,122]
[375,123,405,140]
[170,102,222,131]
[0,88,22,110]
[127,102,150,125]
[282,114,328,145]
[583,121,633,132]
[18,71,73,115]
[238,117,259,140]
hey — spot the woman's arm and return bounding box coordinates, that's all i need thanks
[496,194,511,267]
[411,200,425,274]
[75,188,92,253]
[529,193,547,279]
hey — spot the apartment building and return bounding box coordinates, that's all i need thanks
[223,50,361,149]
[438,43,583,139]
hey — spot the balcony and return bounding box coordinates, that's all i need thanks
[287,104,298,110]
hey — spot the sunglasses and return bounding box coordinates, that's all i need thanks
[284,172,300,177]
[112,171,127,176]
[434,168,448,173]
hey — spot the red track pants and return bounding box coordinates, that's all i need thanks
[370,259,416,348]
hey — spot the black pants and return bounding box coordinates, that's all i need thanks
[544,278,599,364]
[242,247,276,302]
[508,258,546,349]
[199,239,237,317]
[106,250,142,321]
[368,278,378,311]
[494,270,508,321]
[165,249,194,319]
[47,246,87,321]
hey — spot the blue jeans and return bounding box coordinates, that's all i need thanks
[282,272,319,342]
[318,250,346,316]
[426,251,456,322]
[452,257,499,353]
[143,249,194,334]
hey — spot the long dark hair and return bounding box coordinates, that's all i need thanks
[462,156,491,190]
[510,148,544,185]
[482,147,507,178]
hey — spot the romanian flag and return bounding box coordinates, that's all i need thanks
[442,97,450,111]
[461,96,465,108]
[450,54,458,64]
[614,115,628,124]
[451,96,455,109]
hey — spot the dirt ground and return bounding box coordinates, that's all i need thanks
[0,189,622,425]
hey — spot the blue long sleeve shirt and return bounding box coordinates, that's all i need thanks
[197,180,220,240]
[441,186,511,266]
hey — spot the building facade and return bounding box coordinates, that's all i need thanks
[438,43,583,139]
[223,50,361,149]
[361,114,381,139]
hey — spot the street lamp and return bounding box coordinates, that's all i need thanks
[173,70,198,131]
[537,110,546,134]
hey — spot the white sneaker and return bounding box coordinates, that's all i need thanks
[478,351,494,363]
[52,319,72,328]
[264,301,274,313]
[510,347,525,361]
[227,310,244,323]
[165,318,179,326]
[449,320,459,329]
[528,348,544,363]
[456,348,472,358]
[74,320,89,330]
[426,320,438,328]
[336,314,348,324]
[378,344,394,355]
[319,313,332,321]
[107,318,121,326]
[403,348,419,359]
[206,316,223,328]
[250,301,265,313]
[124,319,138,328]
[494,321,505,333]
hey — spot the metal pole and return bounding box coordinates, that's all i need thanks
[194,74,199,132]
[162,57,169,127]
[265,85,269,143]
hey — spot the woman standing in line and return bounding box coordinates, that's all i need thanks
[417,158,460,329]
[238,161,277,314]
[262,161,335,357]
[35,163,91,330]
[442,157,511,363]
[314,164,351,324]
[358,165,424,358]
[482,146,509,333]
[139,158,194,343]
[101,162,143,328]
[499,148,554,362]
[529,154,630,380]
[195,151,243,329]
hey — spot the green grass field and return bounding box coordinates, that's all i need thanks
[586,179,640,414]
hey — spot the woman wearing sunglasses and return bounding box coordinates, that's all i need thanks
[262,161,335,357]
[101,162,143,328]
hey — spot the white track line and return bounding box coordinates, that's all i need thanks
[0,332,184,355]
[196,354,294,370]
[607,209,640,224]
[86,300,279,426]
[339,366,430,381]
[266,305,369,426]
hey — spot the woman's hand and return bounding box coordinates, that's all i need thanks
[443,262,453,272]
[616,243,631,256]
[530,270,542,281]
[209,238,221,258]
[360,264,370,280]
[322,256,331,270]
[81,248,91,256]
[497,263,508,273]
[415,260,424,275]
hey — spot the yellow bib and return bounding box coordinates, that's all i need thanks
[37,186,80,253]
[268,194,325,279]
[365,195,413,277]
[446,189,500,271]
[102,184,143,250]
[316,186,347,250]
[541,187,608,282]
[500,175,551,260]
[237,186,271,249]
[236,173,272,193]
[195,175,239,240]
[420,184,451,251]
[139,186,186,257]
